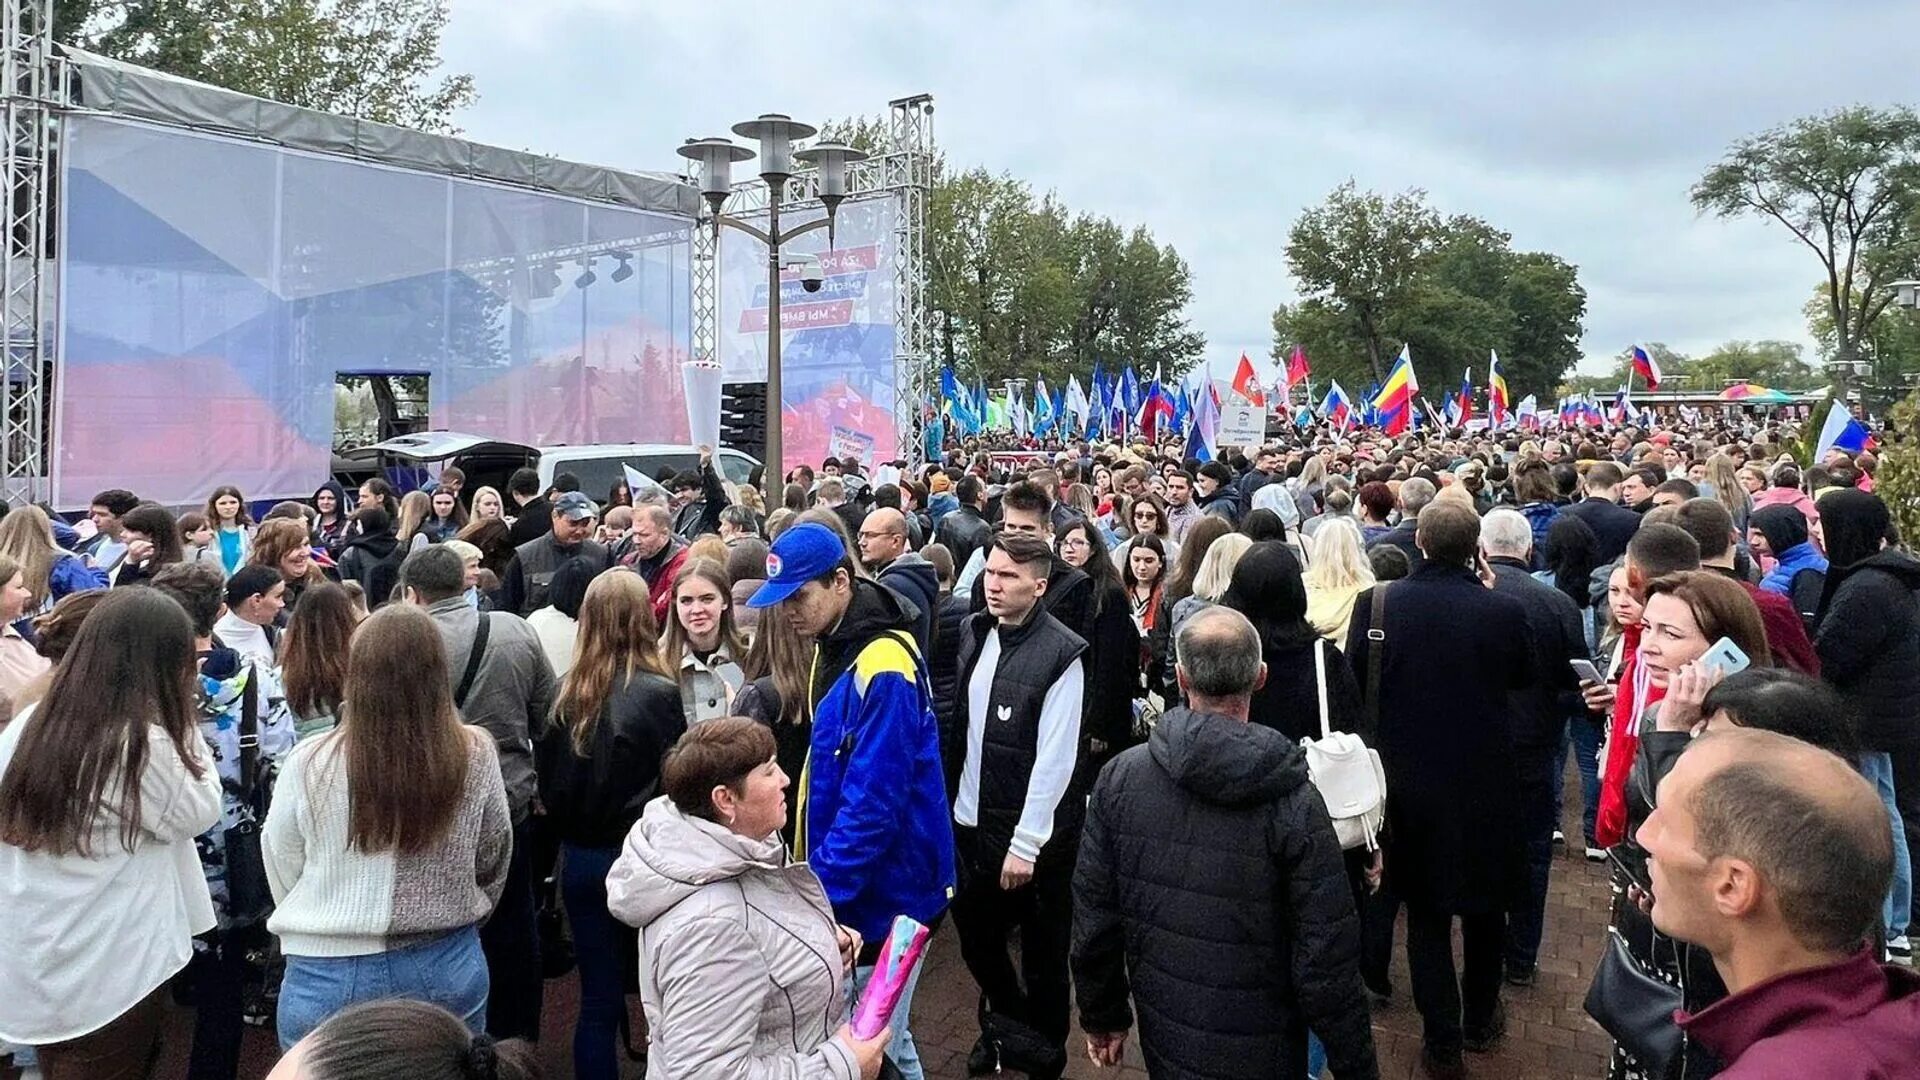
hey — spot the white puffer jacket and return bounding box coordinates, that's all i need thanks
[606,796,857,1080]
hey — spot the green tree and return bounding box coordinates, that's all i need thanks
[1284,181,1441,385]
[1693,106,1920,370]
[1276,185,1586,398]
[60,0,475,133]
[1806,282,1920,412]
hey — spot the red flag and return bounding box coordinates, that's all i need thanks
[1285,345,1311,389]
[1231,353,1265,408]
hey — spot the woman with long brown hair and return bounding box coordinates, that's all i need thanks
[110,502,185,588]
[264,603,512,1051]
[0,587,222,1076]
[534,569,682,1080]
[280,582,361,742]
[204,484,256,577]
[734,594,817,831]
[250,518,329,620]
[660,557,746,728]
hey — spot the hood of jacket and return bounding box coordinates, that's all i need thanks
[338,527,399,561]
[879,551,939,606]
[613,796,791,929]
[312,480,349,519]
[1839,547,1920,590]
[1149,706,1310,808]
[1751,504,1810,554]
[824,577,918,660]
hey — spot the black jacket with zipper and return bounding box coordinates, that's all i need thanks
[1815,548,1920,752]
[1072,707,1379,1080]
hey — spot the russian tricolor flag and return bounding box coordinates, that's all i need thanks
[1631,345,1662,390]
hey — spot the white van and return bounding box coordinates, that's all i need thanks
[340,432,761,503]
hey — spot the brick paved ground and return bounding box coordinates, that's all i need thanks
[94,773,1616,1080]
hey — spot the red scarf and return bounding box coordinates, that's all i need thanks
[1596,624,1666,848]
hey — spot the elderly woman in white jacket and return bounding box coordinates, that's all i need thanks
[607,718,892,1080]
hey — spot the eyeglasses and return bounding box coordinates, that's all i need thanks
[856,531,902,542]
[1058,536,1090,549]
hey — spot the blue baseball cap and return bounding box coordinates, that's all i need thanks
[747,522,846,608]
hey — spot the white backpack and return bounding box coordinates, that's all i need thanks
[1302,643,1387,851]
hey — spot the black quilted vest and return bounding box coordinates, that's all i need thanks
[955,606,1088,861]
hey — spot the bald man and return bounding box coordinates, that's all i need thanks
[858,507,937,652]
[1641,729,1919,1076]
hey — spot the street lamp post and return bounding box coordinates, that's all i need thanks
[678,116,867,480]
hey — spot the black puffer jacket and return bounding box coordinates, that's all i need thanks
[1815,548,1920,752]
[1072,707,1378,1080]
[929,590,972,800]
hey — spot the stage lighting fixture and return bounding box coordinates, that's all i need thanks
[611,252,634,283]
[575,258,596,288]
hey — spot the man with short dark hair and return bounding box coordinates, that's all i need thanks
[214,564,285,665]
[498,490,609,617]
[951,534,1087,1076]
[1075,606,1379,1079]
[1671,498,1819,675]
[1164,470,1201,541]
[1619,466,1662,513]
[1652,477,1699,509]
[1565,461,1643,564]
[746,523,954,1080]
[402,544,555,1043]
[80,488,141,572]
[1347,502,1534,1076]
[935,474,993,573]
[1646,729,1918,1076]
[667,444,730,539]
[504,467,550,547]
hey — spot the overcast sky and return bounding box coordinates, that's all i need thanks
[439,0,1913,380]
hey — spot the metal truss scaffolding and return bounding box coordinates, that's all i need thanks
[1,0,53,502]
[691,93,935,466]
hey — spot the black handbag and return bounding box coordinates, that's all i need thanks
[1584,923,1686,1073]
[223,665,275,930]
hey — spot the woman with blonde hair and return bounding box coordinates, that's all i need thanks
[660,558,747,728]
[264,604,511,1049]
[1170,532,1253,638]
[1704,452,1750,532]
[1302,517,1376,648]
[468,485,507,526]
[394,490,434,554]
[0,505,105,613]
[0,553,47,708]
[535,569,682,1080]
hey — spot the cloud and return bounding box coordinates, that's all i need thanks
[439,0,1913,380]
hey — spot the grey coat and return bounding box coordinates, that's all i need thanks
[425,597,557,824]
[607,797,858,1080]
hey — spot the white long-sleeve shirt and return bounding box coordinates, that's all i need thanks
[953,627,1084,862]
[0,708,223,1044]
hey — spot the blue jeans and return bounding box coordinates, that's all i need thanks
[562,843,628,1080]
[1307,1031,1326,1076]
[277,925,488,1051]
[1507,749,1559,970]
[1860,752,1913,941]
[1557,715,1604,847]
[850,949,928,1080]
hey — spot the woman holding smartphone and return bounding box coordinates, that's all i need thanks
[1598,570,1771,1080]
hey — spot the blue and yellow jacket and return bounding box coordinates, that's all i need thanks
[798,579,956,941]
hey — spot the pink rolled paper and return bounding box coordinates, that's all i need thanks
[850,915,931,1039]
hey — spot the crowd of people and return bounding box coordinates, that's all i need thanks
[1,421,1918,1080]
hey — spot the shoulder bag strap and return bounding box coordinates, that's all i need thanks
[238,662,260,797]
[455,613,493,709]
[1313,640,1330,741]
[1365,584,1388,739]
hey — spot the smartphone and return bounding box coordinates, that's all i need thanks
[1569,658,1604,685]
[1606,847,1650,892]
[1699,637,1752,680]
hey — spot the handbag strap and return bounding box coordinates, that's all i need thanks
[1313,640,1331,741]
[1364,583,1389,738]
[455,613,493,709]
[238,662,259,798]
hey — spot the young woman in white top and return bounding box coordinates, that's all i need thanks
[660,557,746,727]
[0,587,223,1077]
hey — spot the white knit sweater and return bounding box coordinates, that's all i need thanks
[263,727,512,958]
